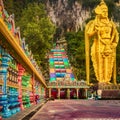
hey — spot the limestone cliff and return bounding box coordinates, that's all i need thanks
[45,0,90,34]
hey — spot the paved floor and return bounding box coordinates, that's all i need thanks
[30,99,120,120]
[3,99,47,120]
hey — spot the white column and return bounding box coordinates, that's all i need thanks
[49,88,51,98]
[85,89,88,99]
[76,88,79,99]
[67,88,70,99]
[58,88,60,99]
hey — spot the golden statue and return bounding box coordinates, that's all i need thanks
[85,0,119,84]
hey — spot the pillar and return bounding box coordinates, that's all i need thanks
[85,29,90,85]
[49,88,51,98]
[41,86,45,98]
[0,52,12,118]
[31,75,35,104]
[67,88,70,99]
[39,85,42,98]
[45,88,48,98]
[85,88,88,99]
[18,64,25,110]
[113,49,117,85]
[58,88,60,99]
[76,88,79,99]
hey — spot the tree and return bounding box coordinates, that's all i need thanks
[65,30,86,80]
[18,3,56,71]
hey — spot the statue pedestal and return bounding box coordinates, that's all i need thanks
[97,83,120,99]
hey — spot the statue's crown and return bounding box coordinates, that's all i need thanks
[100,0,107,8]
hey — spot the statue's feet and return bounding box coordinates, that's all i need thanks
[106,82,112,84]
[98,81,112,85]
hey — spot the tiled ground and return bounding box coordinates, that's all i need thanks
[30,100,120,120]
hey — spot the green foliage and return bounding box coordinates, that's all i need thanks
[18,3,56,70]
[4,0,14,14]
[82,0,100,10]
[105,0,116,18]
[4,0,26,22]
[4,0,45,23]
[113,6,120,22]
[81,0,119,23]
[65,30,86,80]
[53,28,63,43]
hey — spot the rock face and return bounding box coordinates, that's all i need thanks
[46,0,90,35]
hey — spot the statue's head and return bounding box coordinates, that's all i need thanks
[95,0,108,18]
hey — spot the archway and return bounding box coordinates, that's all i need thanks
[79,88,86,99]
[70,88,77,99]
[51,88,58,99]
[60,88,67,99]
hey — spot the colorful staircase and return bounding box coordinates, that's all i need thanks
[49,47,75,82]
